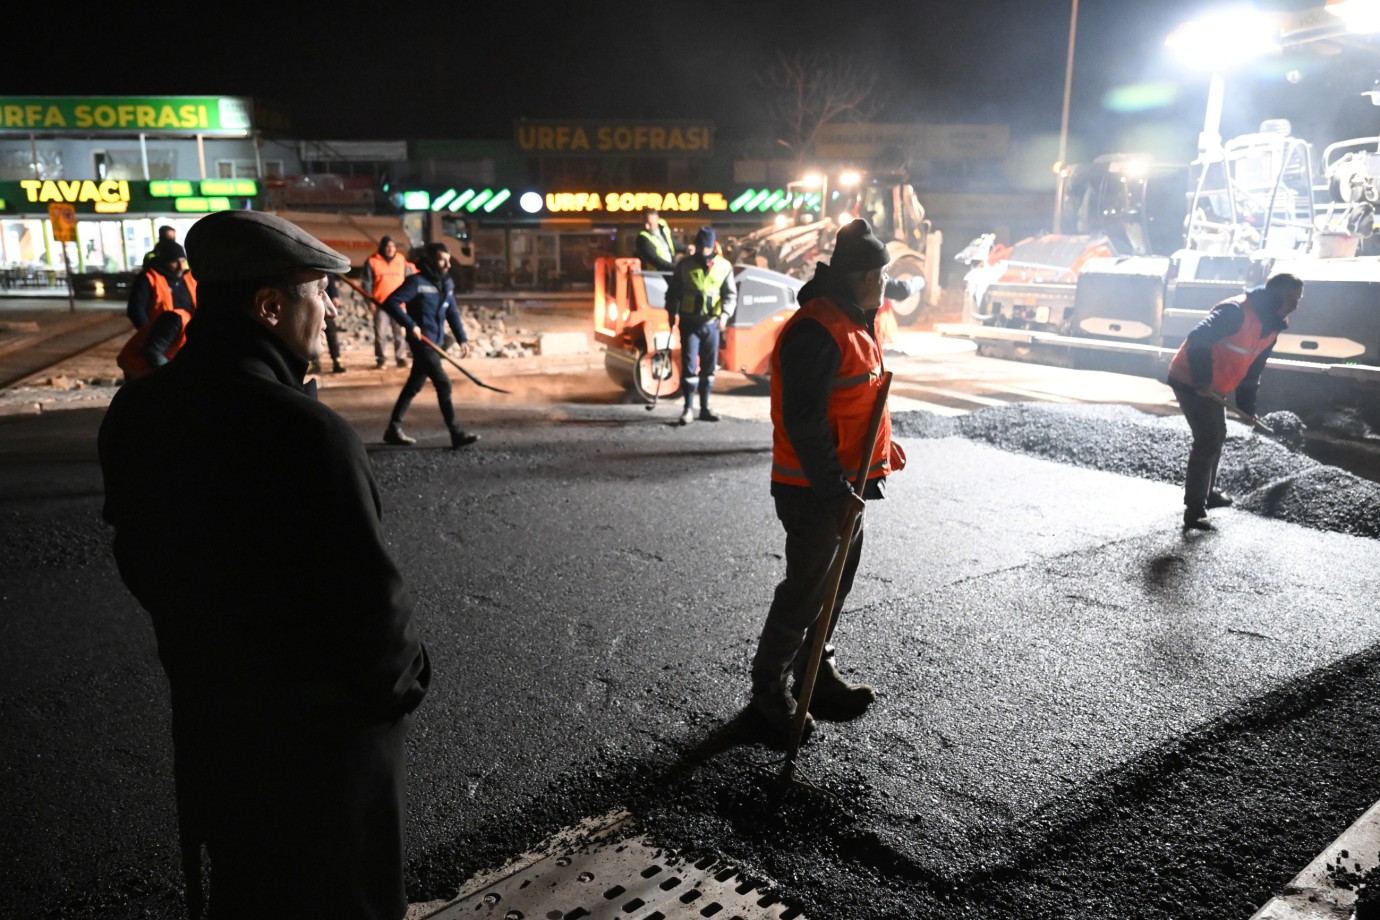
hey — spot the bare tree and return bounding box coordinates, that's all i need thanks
[759,49,882,164]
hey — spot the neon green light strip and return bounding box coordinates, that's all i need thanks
[466,189,493,212]
[450,189,476,211]
[482,189,510,212]
[431,189,457,211]
[729,190,756,212]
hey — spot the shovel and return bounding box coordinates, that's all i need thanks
[775,371,893,803]
[337,274,511,395]
[1200,389,1309,451]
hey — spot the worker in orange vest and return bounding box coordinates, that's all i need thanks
[1167,272,1304,530]
[126,238,194,329]
[361,236,415,369]
[118,240,198,380]
[746,219,906,747]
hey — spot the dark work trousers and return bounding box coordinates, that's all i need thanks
[373,309,408,364]
[389,345,457,432]
[750,488,866,691]
[323,316,341,363]
[184,718,410,920]
[678,317,720,410]
[1172,382,1227,511]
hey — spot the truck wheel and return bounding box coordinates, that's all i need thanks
[888,258,926,325]
[631,345,680,404]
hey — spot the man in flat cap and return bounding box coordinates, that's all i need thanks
[744,218,905,747]
[98,210,431,920]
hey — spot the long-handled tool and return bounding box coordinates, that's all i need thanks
[1202,389,1275,435]
[338,274,510,395]
[646,329,676,412]
[410,333,511,394]
[775,371,893,802]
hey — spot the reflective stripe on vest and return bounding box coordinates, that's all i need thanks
[1168,294,1279,393]
[769,297,893,488]
[367,252,412,302]
[679,257,733,315]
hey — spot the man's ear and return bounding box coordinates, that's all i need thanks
[252,287,282,328]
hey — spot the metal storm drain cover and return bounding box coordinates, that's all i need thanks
[422,810,804,920]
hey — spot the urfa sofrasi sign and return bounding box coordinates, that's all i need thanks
[0,97,254,135]
[515,120,713,157]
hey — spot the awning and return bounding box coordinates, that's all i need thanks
[268,210,409,269]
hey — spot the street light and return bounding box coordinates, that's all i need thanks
[1165,5,1284,157]
[1053,0,1079,232]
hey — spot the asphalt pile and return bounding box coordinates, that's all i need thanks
[335,286,538,358]
[890,402,1380,540]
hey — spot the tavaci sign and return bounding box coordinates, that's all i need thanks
[0,97,256,135]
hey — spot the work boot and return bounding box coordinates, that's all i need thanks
[376,358,386,369]
[678,406,695,426]
[746,681,815,749]
[396,357,409,368]
[450,429,480,449]
[698,407,721,422]
[332,361,346,374]
[795,656,876,721]
[383,424,416,446]
[1206,490,1234,509]
[1183,506,1213,531]
[308,360,322,375]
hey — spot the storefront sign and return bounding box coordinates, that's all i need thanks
[543,191,728,213]
[515,120,713,157]
[20,179,131,213]
[1,180,259,215]
[0,96,255,135]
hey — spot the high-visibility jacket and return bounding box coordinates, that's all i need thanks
[118,307,193,380]
[676,257,733,316]
[366,252,413,303]
[143,268,196,322]
[769,297,902,489]
[1168,293,1279,394]
[639,222,675,266]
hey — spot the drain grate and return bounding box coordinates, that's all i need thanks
[423,810,803,920]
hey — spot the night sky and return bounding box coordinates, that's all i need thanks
[16,0,1380,171]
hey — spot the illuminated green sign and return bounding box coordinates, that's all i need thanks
[0,180,259,215]
[728,189,821,213]
[174,197,233,212]
[0,97,255,135]
[413,188,513,214]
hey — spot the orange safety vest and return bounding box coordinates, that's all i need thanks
[1168,293,1280,394]
[769,297,904,488]
[142,268,196,322]
[367,252,413,303]
[118,306,193,380]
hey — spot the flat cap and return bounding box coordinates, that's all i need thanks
[185,210,351,283]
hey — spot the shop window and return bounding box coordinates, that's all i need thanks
[97,149,177,181]
[0,148,62,181]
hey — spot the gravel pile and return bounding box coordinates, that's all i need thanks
[335,286,539,358]
[891,402,1380,540]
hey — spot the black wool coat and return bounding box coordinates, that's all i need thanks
[98,308,430,920]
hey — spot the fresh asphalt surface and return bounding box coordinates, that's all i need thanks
[3,315,1380,917]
